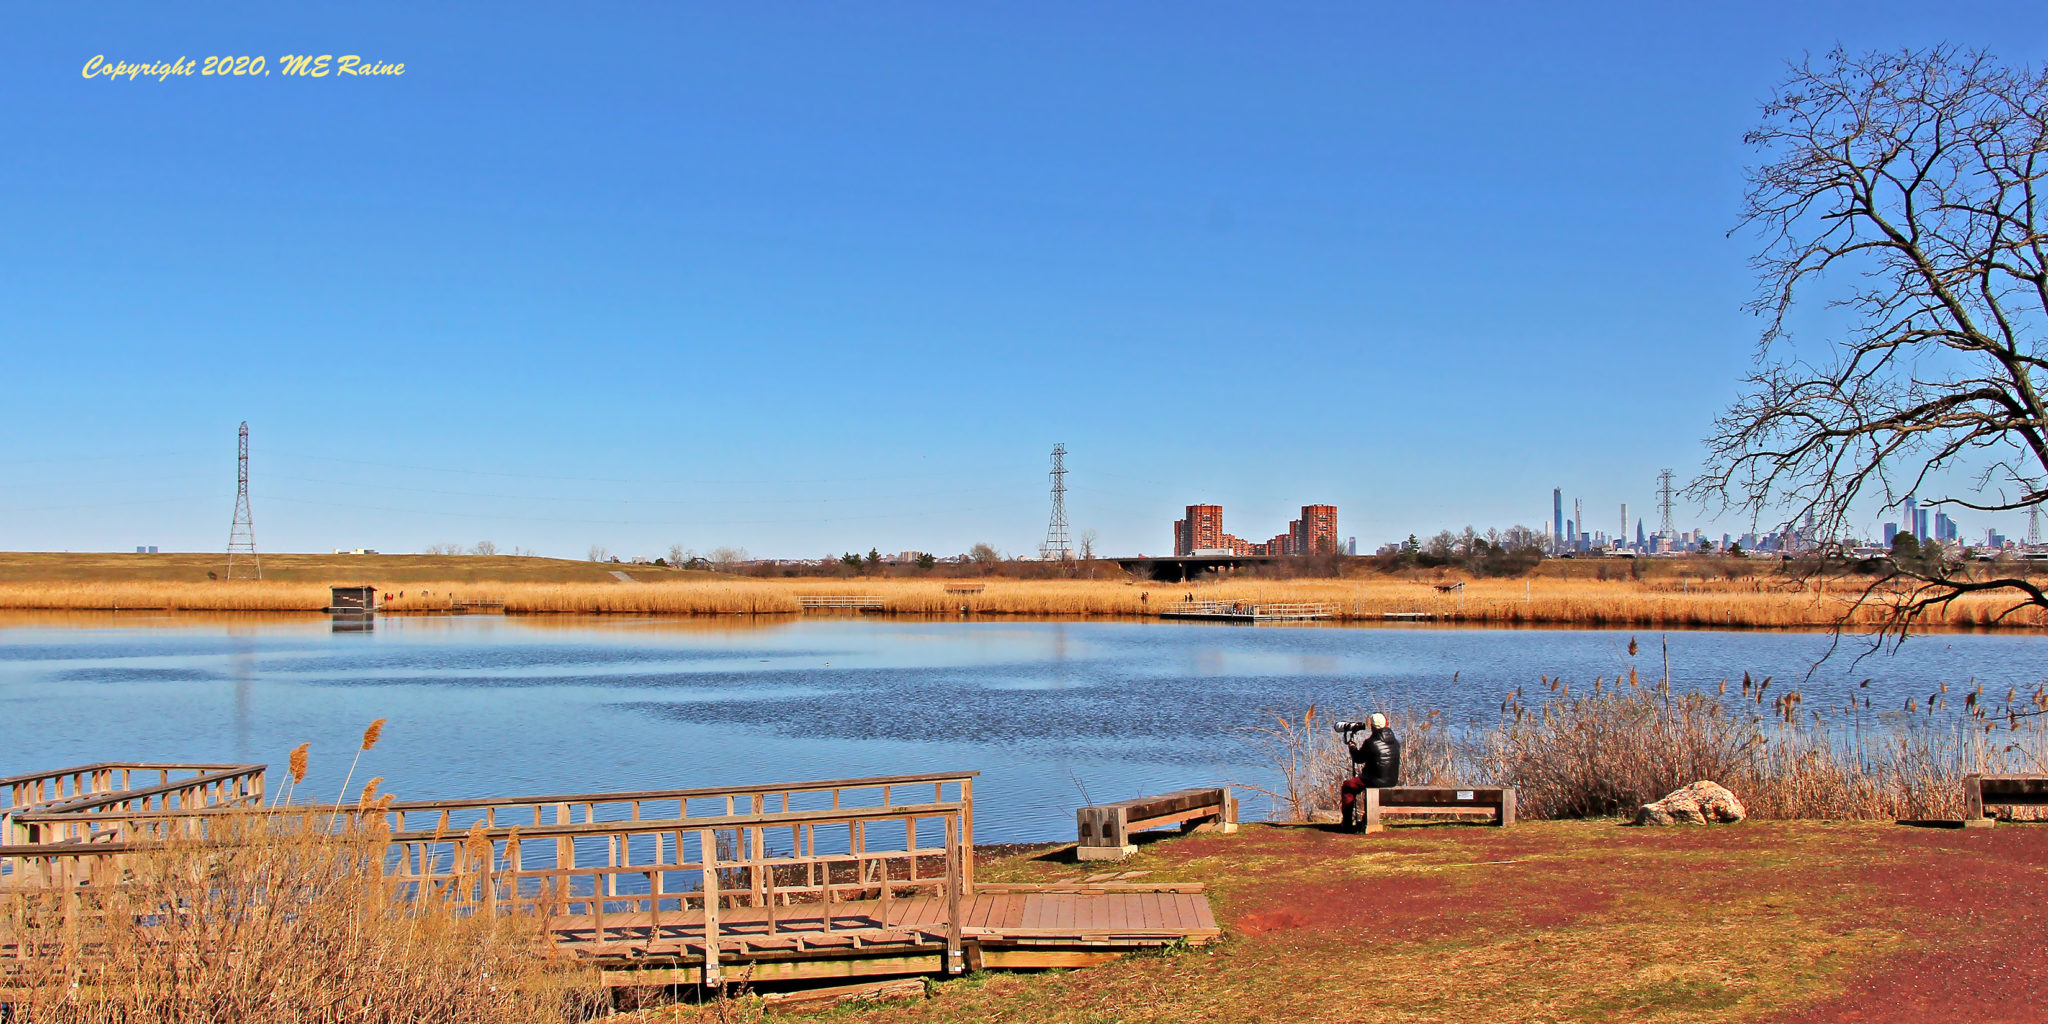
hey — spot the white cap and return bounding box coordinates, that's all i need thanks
[1369,712,1387,729]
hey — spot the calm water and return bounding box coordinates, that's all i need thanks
[3,614,2043,841]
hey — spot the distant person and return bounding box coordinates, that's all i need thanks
[1338,713,1402,831]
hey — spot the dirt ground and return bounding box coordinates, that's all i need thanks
[781,819,2048,1024]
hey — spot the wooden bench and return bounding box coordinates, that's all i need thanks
[1962,773,2048,827]
[1076,787,1236,861]
[1362,786,1516,833]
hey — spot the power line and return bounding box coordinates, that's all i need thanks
[226,422,260,580]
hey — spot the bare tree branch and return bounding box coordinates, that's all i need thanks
[1698,47,2048,634]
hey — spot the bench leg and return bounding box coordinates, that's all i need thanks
[1962,777,1987,825]
[1498,790,1516,828]
[1363,788,1382,834]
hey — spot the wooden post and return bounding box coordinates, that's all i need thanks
[554,804,573,916]
[1363,788,1383,834]
[699,828,722,987]
[1498,789,1517,828]
[961,776,975,893]
[943,814,964,973]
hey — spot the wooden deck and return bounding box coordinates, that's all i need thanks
[1158,600,1337,622]
[552,888,1217,958]
[1,765,1223,989]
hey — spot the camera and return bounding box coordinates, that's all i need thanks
[1335,720,1368,734]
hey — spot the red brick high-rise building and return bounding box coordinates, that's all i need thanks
[1174,503,1338,557]
[1295,504,1339,555]
[1173,505,1225,555]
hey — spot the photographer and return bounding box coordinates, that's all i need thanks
[1337,713,1401,831]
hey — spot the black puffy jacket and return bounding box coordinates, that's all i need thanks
[1354,727,1401,788]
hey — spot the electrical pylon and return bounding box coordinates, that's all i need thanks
[1657,469,1677,542]
[226,422,261,580]
[1040,443,1072,560]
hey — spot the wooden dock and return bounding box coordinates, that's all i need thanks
[1157,600,1337,623]
[0,766,1218,990]
[799,595,886,611]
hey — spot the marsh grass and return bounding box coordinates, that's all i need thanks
[0,810,603,1024]
[6,575,2044,629]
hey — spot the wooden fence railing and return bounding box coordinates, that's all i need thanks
[1,771,978,983]
[15,772,975,882]
[797,595,885,609]
[1,763,265,848]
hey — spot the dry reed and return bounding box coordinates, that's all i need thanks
[5,575,2044,630]
[1244,665,2048,823]
[0,812,602,1024]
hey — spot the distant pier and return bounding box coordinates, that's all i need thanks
[1156,600,1337,623]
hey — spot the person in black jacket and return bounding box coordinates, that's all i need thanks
[1338,713,1402,831]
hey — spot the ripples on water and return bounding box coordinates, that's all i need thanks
[2,615,2042,841]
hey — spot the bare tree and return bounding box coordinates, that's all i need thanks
[422,543,463,556]
[708,546,748,573]
[668,543,693,566]
[587,545,610,563]
[967,542,1002,575]
[470,540,497,556]
[1700,47,2048,632]
[1079,529,1098,561]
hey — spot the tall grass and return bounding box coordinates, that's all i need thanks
[0,812,602,1024]
[1244,668,2048,822]
[4,576,2043,629]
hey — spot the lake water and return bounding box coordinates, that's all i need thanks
[3,614,2042,842]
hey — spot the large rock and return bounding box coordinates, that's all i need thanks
[1634,781,1747,825]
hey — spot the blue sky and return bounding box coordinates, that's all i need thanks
[4,3,2044,559]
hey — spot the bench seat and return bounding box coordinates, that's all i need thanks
[1363,786,1516,833]
[1076,787,1236,861]
[1962,773,2048,828]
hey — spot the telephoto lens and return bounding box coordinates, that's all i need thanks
[1335,720,1364,733]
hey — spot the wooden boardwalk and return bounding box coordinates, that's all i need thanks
[1,766,1221,989]
[1158,600,1337,622]
[553,889,1216,954]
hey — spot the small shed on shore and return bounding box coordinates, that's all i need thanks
[329,585,377,614]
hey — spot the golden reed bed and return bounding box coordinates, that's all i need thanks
[1,576,2042,629]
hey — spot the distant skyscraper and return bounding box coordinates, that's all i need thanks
[1636,519,1646,547]
[1883,522,1899,546]
[1553,488,1564,552]
[1935,511,1957,543]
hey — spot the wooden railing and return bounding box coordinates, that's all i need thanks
[1,771,978,983]
[797,595,885,609]
[1162,601,1337,619]
[1,763,264,847]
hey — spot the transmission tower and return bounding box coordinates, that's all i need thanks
[2023,483,2039,548]
[1657,469,1677,541]
[226,421,261,580]
[1040,443,1072,560]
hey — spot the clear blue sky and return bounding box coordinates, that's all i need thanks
[5,3,2043,559]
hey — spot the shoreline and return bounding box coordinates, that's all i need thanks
[0,603,2039,636]
[2,552,2044,630]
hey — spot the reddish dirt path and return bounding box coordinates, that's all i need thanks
[1751,827,2048,1024]
[1150,820,2048,1023]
